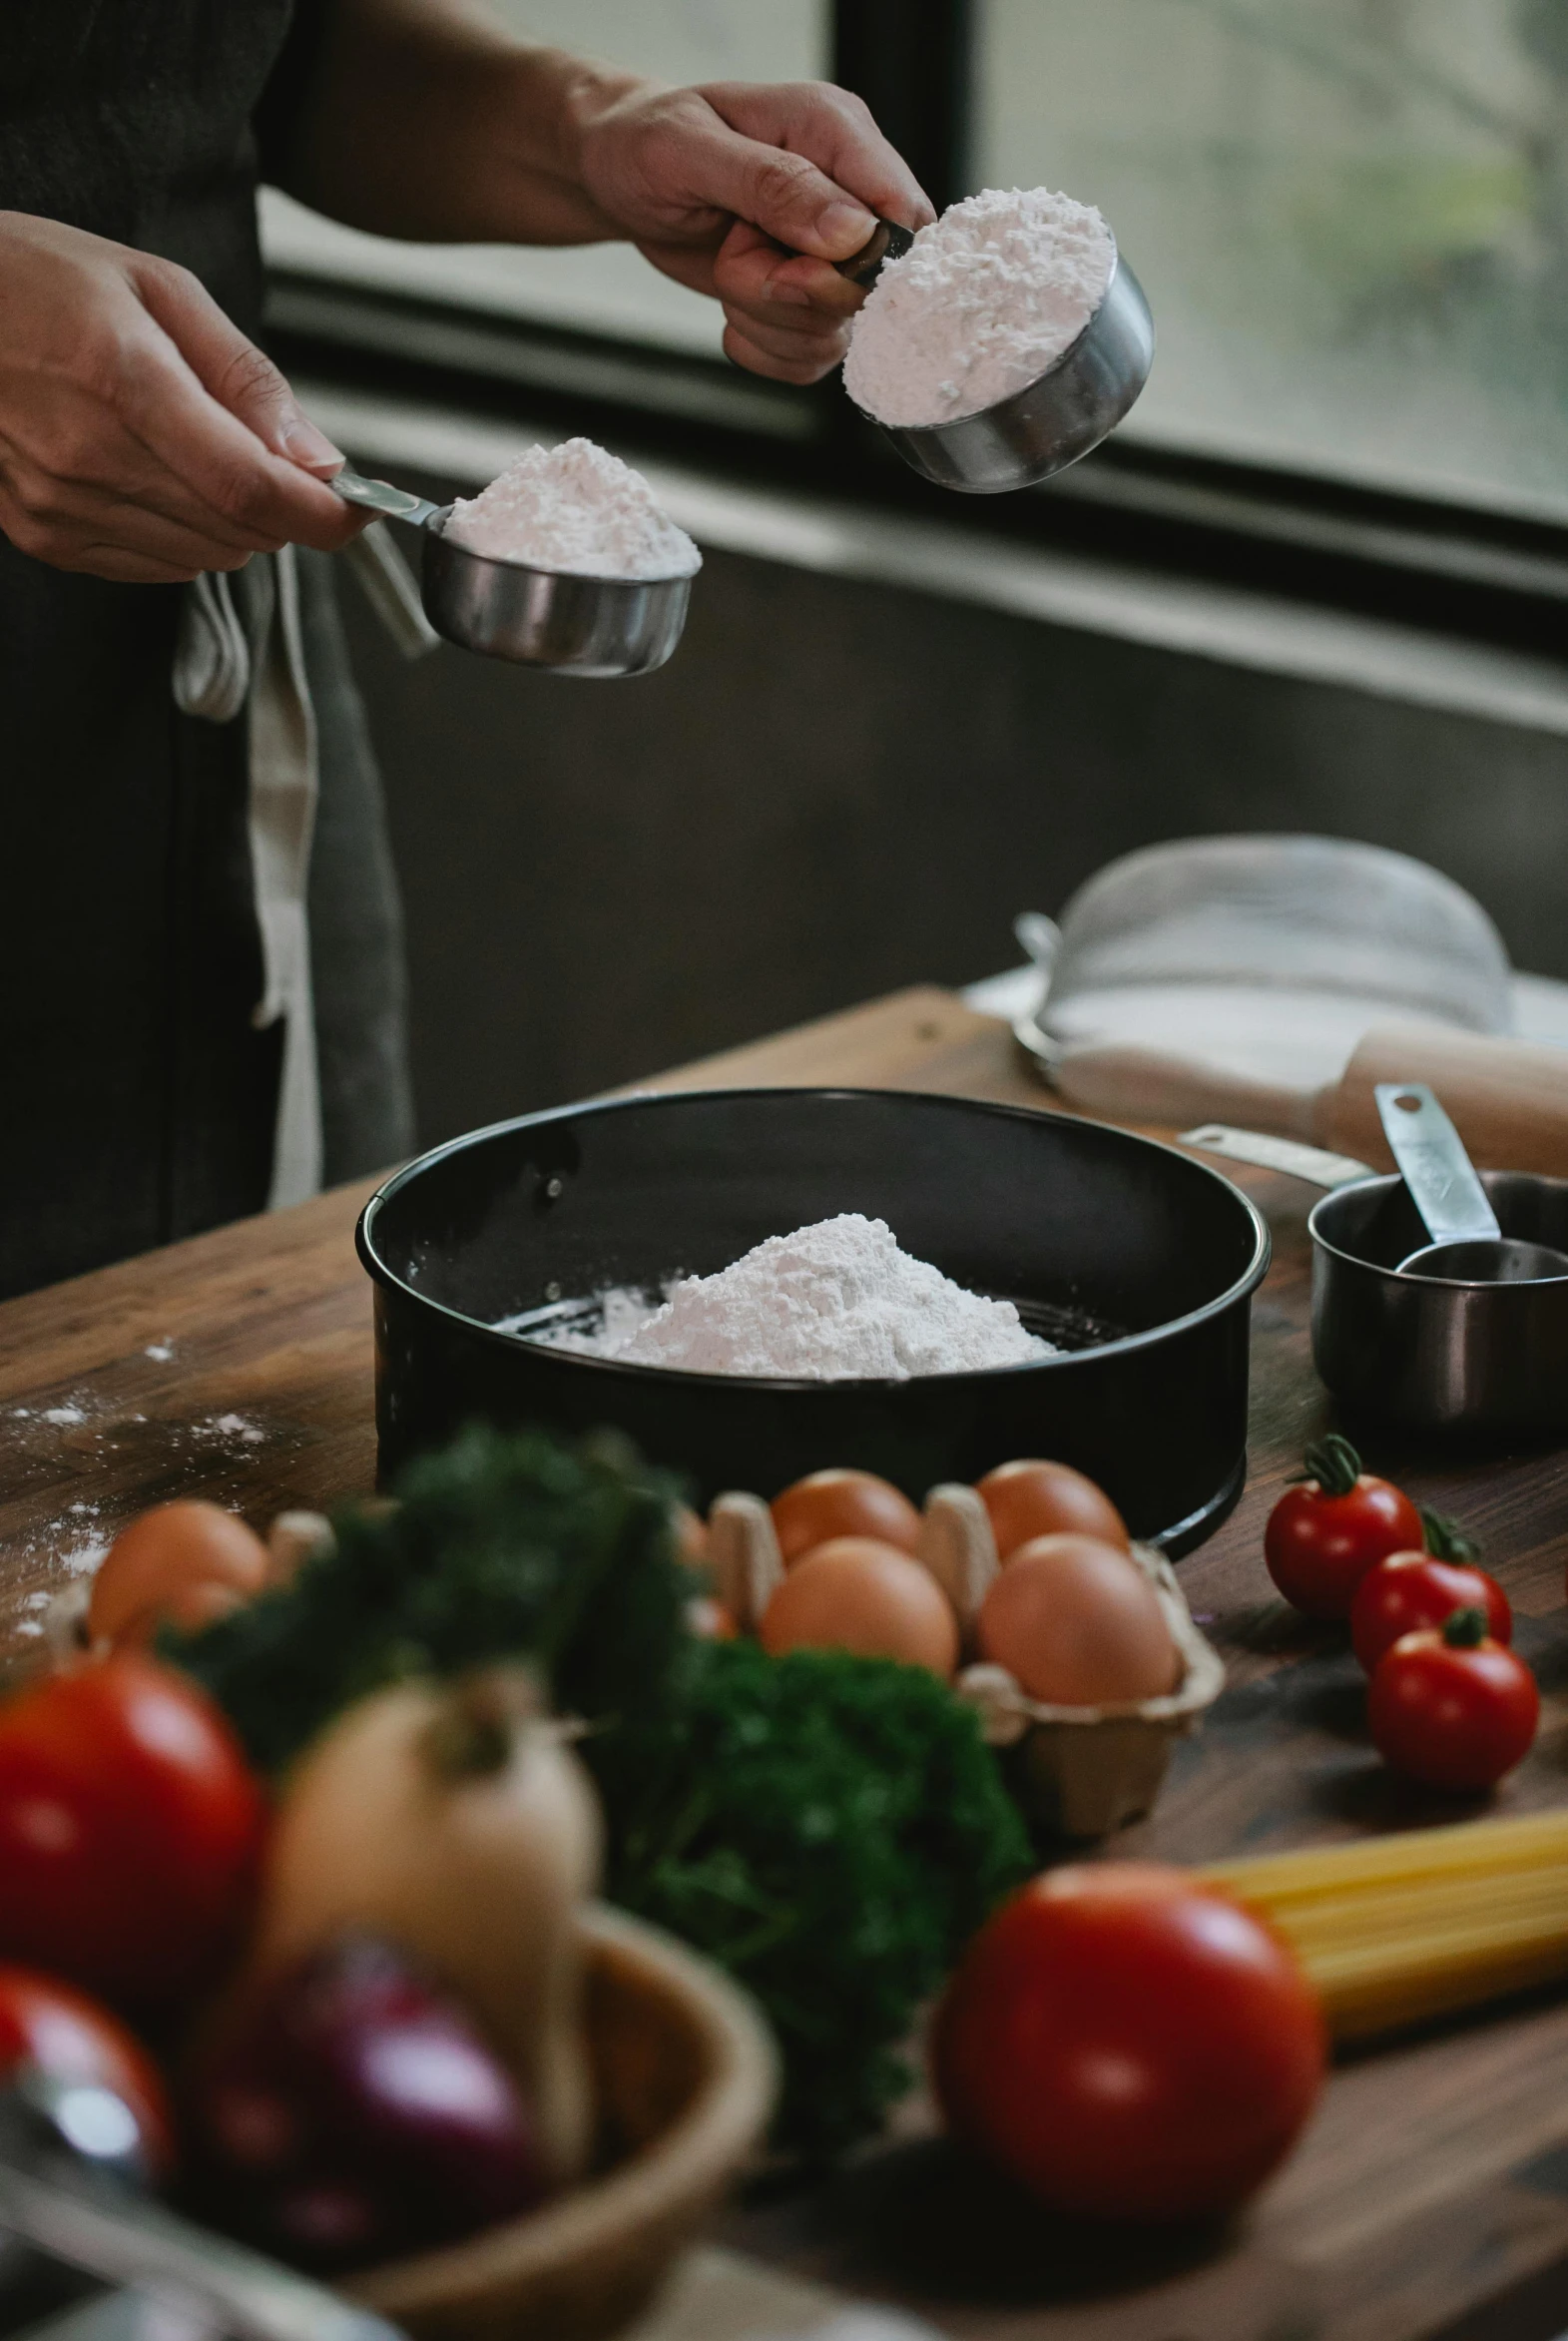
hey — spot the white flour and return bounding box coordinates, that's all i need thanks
[443,438,702,579]
[843,188,1116,428]
[523,1214,1052,1381]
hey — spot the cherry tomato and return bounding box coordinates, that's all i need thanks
[1368,1609,1538,1792]
[770,1469,921,1565]
[89,1501,270,1648]
[1264,1435,1423,1619]
[0,1966,175,2175]
[0,1654,266,2012]
[975,1459,1129,1556]
[1350,1551,1510,1675]
[934,1865,1324,2221]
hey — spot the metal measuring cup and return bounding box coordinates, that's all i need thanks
[331,467,693,679]
[1375,1083,1568,1283]
[840,219,1155,494]
[1186,1120,1568,1435]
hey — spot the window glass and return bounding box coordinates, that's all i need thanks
[261,2,828,353]
[978,0,1568,522]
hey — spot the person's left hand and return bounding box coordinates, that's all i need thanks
[573,80,933,383]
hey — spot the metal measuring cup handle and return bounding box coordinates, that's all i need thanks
[330,467,445,528]
[834,219,916,289]
[0,2074,405,2341]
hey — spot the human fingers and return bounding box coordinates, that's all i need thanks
[132,255,345,476]
[702,80,934,248]
[721,315,843,386]
[718,301,850,378]
[0,464,276,575]
[711,219,866,321]
[57,544,220,585]
[111,274,364,552]
[2,391,285,556]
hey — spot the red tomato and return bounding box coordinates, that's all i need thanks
[0,1655,266,2012]
[934,1864,1325,2222]
[1368,1610,1538,1791]
[1264,1436,1423,1619]
[770,1469,921,1565]
[0,1966,175,2175]
[1350,1551,1511,1675]
[975,1460,1129,1556]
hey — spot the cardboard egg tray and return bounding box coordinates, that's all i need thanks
[707,1486,1225,1839]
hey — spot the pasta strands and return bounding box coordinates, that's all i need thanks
[1201,1812,1568,2038]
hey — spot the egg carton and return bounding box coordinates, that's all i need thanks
[707,1485,1225,1840]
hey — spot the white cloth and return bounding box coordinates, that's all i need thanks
[172,550,321,1209]
[171,522,434,1210]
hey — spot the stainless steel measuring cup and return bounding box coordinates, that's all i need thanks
[1374,1082,1568,1282]
[331,467,692,678]
[842,229,1155,494]
[1186,1121,1568,1434]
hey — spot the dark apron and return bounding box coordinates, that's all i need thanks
[0,2,413,1302]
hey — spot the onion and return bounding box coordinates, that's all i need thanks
[245,1668,602,2182]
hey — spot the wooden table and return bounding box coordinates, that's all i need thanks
[6,988,1568,2341]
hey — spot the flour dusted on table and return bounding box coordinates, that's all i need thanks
[843,189,1116,428]
[443,438,702,579]
[526,1213,1053,1381]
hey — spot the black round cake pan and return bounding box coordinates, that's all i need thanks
[357,1087,1270,1554]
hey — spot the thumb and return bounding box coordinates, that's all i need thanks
[692,123,877,261]
[133,257,344,474]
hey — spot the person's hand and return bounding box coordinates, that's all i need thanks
[572,81,934,383]
[0,212,366,583]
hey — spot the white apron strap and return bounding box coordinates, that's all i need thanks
[246,545,322,1210]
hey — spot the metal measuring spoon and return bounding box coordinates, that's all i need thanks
[330,465,692,678]
[1375,1082,1568,1282]
[838,218,1155,494]
[0,2072,404,2341]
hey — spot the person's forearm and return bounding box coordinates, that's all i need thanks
[272,0,641,245]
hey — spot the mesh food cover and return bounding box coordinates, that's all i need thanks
[1023,836,1511,1091]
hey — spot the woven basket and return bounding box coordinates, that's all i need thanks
[348,1905,778,2341]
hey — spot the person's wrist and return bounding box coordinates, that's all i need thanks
[545,52,661,198]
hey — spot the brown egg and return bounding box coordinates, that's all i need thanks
[672,1503,710,1567]
[976,1532,1178,1705]
[112,1580,251,1647]
[771,1469,922,1565]
[89,1500,270,1647]
[760,1537,959,1677]
[976,1460,1129,1557]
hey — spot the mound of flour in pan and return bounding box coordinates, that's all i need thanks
[443,437,702,578]
[843,187,1116,427]
[532,1213,1053,1381]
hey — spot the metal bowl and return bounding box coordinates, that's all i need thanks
[357,1087,1269,1553]
[1310,1170,1568,1433]
[421,515,692,678]
[868,253,1156,494]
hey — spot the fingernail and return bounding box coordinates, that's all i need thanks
[768,279,812,307]
[823,202,877,253]
[279,412,344,475]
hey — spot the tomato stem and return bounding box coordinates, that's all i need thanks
[1420,1506,1480,1564]
[1296,1434,1362,1498]
[1442,1606,1489,1648]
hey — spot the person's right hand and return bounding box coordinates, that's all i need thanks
[0,212,366,584]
